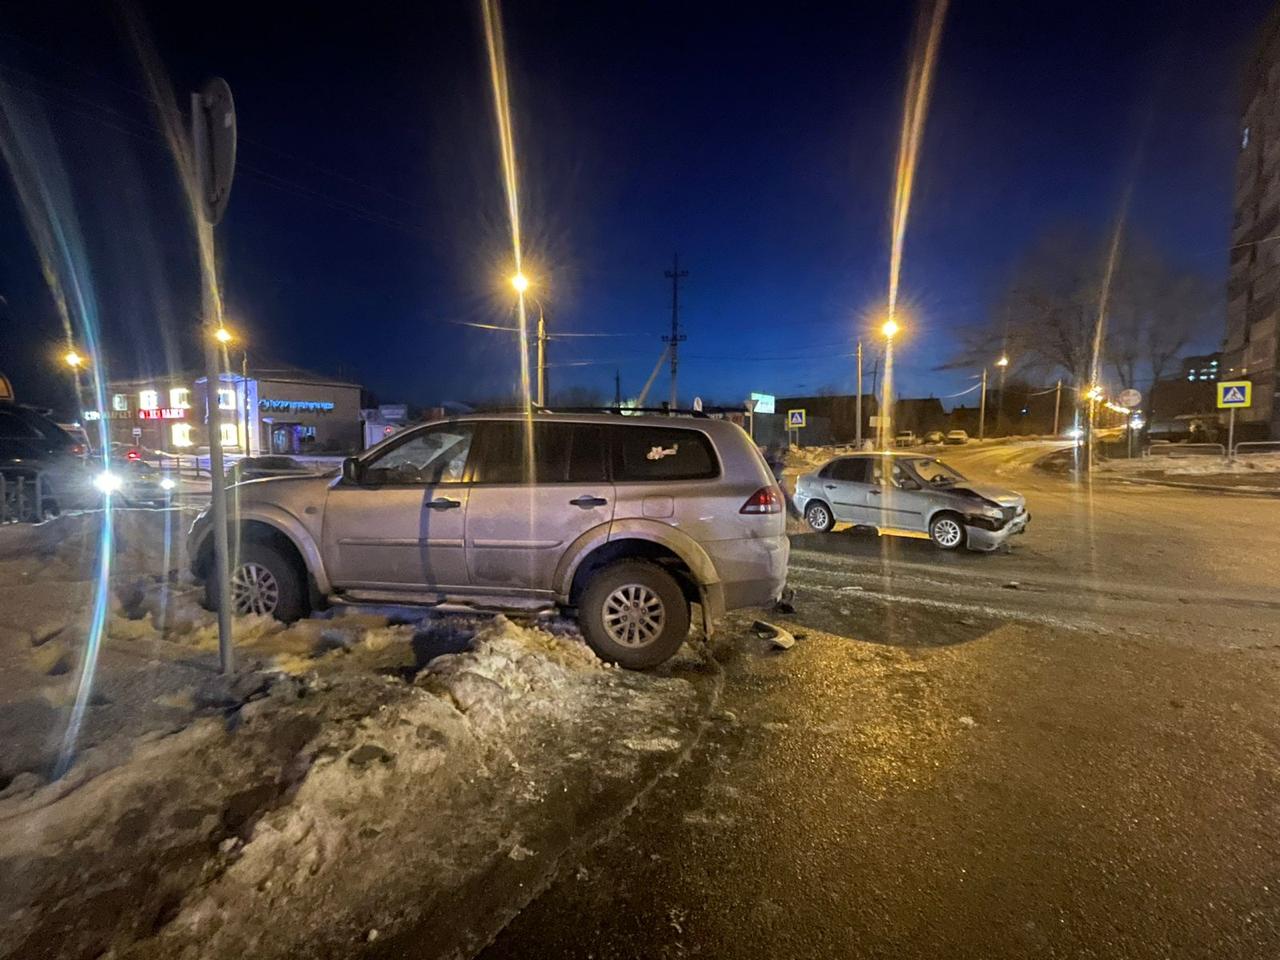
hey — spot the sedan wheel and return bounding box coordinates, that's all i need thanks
[805,501,833,533]
[929,514,965,550]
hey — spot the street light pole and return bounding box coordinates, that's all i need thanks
[979,367,988,441]
[855,340,863,449]
[536,302,547,407]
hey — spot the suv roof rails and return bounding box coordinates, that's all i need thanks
[473,405,715,419]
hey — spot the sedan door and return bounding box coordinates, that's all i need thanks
[818,457,874,522]
[322,422,477,590]
[464,421,612,594]
[866,458,932,532]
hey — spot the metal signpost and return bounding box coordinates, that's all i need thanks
[1119,388,1141,457]
[193,77,237,674]
[787,408,806,447]
[1217,380,1252,461]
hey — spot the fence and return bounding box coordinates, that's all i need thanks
[0,472,46,524]
[1145,442,1227,458]
[1235,441,1280,456]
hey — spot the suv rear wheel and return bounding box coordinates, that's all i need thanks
[578,560,690,669]
[207,542,307,622]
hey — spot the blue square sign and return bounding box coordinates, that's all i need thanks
[1216,381,1252,409]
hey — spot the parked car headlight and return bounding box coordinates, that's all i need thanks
[159,477,176,491]
[93,470,123,494]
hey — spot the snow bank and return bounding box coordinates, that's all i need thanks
[1100,453,1280,476]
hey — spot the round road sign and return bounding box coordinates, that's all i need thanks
[1118,388,1141,407]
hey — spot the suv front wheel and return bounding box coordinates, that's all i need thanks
[579,561,691,669]
[206,542,307,622]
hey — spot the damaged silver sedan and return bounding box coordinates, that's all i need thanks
[792,452,1029,551]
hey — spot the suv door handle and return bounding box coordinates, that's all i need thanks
[426,498,461,510]
[570,495,608,509]
[824,483,837,490]
[868,489,881,496]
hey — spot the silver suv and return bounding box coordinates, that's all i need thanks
[190,412,790,668]
[792,452,1028,551]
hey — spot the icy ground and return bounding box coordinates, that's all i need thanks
[0,511,712,960]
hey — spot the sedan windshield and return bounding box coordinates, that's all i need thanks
[912,458,965,486]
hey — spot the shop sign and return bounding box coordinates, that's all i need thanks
[259,399,335,413]
[139,408,188,420]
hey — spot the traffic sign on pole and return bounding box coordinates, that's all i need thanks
[194,78,237,225]
[1216,381,1252,408]
[787,408,806,428]
[1118,388,1141,408]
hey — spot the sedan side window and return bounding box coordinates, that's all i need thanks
[870,459,910,488]
[828,458,869,483]
[362,424,475,485]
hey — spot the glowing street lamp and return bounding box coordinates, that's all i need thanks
[511,272,530,294]
[64,349,84,369]
[996,355,1009,368]
[880,316,901,339]
[213,326,234,345]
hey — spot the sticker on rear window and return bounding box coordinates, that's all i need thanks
[646,444,679,461]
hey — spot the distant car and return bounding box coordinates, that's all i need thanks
[894,431,917,448]
[792,452,1029,551]
[924,431,945,444]
[55,423,92,459]
[226,455,315,485]
[117,460,178,507]
[944,429,970,445]
[0,403,95,516]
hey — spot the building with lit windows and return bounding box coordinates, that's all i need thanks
[1226,5,1280,437]
[91,366,362,456]
[1181,353,1222,383]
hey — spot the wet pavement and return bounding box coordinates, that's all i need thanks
[479,441,1280,960]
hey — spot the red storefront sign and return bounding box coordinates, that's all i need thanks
[138,408,188,420]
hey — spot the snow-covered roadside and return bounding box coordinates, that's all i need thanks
[0,511,712,960]
[1098,452,1280,476]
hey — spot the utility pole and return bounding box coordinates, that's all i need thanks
[855,341,863,448]
[535,303,548,407]
[979,367,988,441]
[614,368,622,408]
[663,254,687,409]
[1052,379,1062,436]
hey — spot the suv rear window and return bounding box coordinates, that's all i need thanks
[0,410,42,439]
[610,425,718,482]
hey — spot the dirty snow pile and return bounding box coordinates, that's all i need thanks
[1099,453,1280,477]
[0,511,710,960]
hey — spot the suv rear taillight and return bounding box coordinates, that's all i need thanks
[740,486,783,514]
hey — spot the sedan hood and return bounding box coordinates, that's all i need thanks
[954,483,1025,510]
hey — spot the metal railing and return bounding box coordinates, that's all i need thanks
[1145,442,1227,458]
[1234,441,1280,456]
[0,471,45,524]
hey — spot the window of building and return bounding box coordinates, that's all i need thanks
[169,387,190,409]
[220,423,239,447]
[217,388,236,411]
[171,423,193,447]
[139,390,159,411]
[112,393,128,412]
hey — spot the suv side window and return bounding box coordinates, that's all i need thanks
[827,458,869,483]
[362,423,475,485]
[472,421,607,484]
[611,425,718,482]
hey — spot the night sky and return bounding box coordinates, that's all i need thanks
[0,0,1272,414]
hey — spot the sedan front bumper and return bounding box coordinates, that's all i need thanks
[965,510,1029,551]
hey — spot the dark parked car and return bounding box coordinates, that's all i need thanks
[0,403,93,516]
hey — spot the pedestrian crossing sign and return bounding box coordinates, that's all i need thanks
[1216,380,1252,408]
[787,409,806,428]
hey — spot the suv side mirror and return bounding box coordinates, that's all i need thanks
[341,456,363,485]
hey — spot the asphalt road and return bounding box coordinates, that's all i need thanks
[479,440,1280,960]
